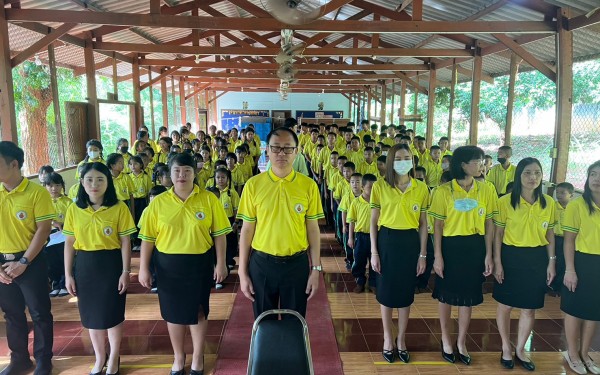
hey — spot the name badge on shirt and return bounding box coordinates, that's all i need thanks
[103,226,114,236]
[542,221,548,229]
[412,204,419,212]
[195,212,206,220]
[294,203,305,214]
[478,208,485,217]
[16,210,28,220]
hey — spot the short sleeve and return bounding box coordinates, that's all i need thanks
[117,203,137,236]
[562,200,581,234]
[546,199,556,229]
[139,201,158,242]
[209,194,233,237]
[34,188,57,223]
[370,181,381,209]
[126,176,135,196]
[493,197,508,227]
[231,190,240,211]
[62,205,76,237]
[347,200,357,223]
[305,180,325,221]
[428,187,448,220]
[419,185,429,212]
[339,194,349,212]
[236,180,257,222]
[333,181,343,200]
[484,183,498,219]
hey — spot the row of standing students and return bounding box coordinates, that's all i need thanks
[315,142,600,374]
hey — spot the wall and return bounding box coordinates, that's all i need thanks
[216,91,350,124]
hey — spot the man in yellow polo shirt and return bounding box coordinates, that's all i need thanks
[487,146,516,196]
[0,142,55,375]
[237,127,324,318]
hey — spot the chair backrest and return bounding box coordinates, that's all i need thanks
[247,309,314,375]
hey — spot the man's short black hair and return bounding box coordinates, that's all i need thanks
[266,127,299,147]
[284,117,298,128]
[0,141,24,169]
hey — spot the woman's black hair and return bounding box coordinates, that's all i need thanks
[582,160,600,215]
[42,172,65,193]
[449,145,485,180]
[76,162,118,209]
[84,139,104,162]
[152,163,167,184]
[226,152,237,163]
[106,153,124,170]
[38,165,54,176]
[168,152,199,186]
[149,185,167,198]
[214,168,233,196]
[144,147,155,158]
[129,155,145,173]
[159,136,173,148]
[510,157,546,210]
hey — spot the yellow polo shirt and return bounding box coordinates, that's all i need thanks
[219,187,240,218]
[52,195,72,224]
[334,178,351,201]
[229,166,247,187]
[121,152,132,174]
[237,169,324,256]
[0,178,56,253]
[75,158,106,180]
[347,196,371,234]
[339,192,359,213]
[139,186,232,254]
[554,201,567,237]
[415,149,431,166]
[130,172,153,198]
[423,159,443,187]
[562,197,600,255]
[154,151,168,165]
[357,161,379,176]
[494,194,556,247]
[382,138,395,147]
[319,145,345,170]
[68,184,79,201]
[486,163,516,195]
[112,172,135,201]
[428,180,497,237]
[63,201,136,251]
[370,178,429,230]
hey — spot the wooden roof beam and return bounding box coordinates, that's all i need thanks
[567,8,600,31]
[507,0,558,18]
[6,9,557,34]
[10,22,76,67]
[492,33,556,82]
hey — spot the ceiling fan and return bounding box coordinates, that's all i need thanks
[260,0,328,25]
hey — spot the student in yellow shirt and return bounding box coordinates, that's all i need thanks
[429,146,497,366]
[75,139,106,180]
[115,138,132,174]
[0,142,56,375]
[155,166,173,189]
[214,168,240,271]
[138,153,231,375]
[337,167,358,271]
[129,156,152,249]
[155,137,172,165]
[235,146,252,182]
[438,136,452,157]
[225,153,246,195]
[414,136,430,166]
[370,144,429,364]
[560,161,600,375]
[357,147,379,176]
[486,145,516,195]
[63,162,136,375]
[424,145,443,187]
[42,172,72,297]
[237,127,324,318]
[347,173,377,293]
[550,182,574,293]
[493,158,556,372]
[106,153,134,213]
[376,155,387,179]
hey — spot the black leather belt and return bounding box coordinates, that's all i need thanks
[253,250,307,263]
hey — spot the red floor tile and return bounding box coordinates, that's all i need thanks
[332,319,363,335]
[335,333,368,352]
[58,335,96,356]
[122,320,158,336]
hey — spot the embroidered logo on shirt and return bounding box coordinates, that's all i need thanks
[196,212,206,220]
[16,210,27,220]
[103,226,114,236]
[224,203,230,209]
[412,204,419,212]
[58,213,64,220]
[478,208,485,217]
[542,221,548,229]
[294,204,305,214]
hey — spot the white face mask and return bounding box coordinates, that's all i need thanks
[88,150,100,160]
[393,160,413,175]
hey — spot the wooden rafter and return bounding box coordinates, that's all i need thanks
[492,33,556,82]
[10,22,76,67]
[140,66,181,90]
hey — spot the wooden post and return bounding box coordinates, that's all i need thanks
[390,81,395,124]
[413,77,419,132]
[426,68,436,147]
[171,76,177,126]
[112,54,118,100]
[448,62,457,145]
[469,42,482,145]
[132,53,142,131]
[0,1,17,142]
[194,87,200,129]
[551,8,573,185]
[179,79,187,124]
[505,53,520,146]
[48,44,65,167]
[160,76,168,129]
[380,82,387,125]
[366,86,372,122]
[147,69,155,139]
[84,39,100,140]
[356,90,361,123]
[399,79,406,126]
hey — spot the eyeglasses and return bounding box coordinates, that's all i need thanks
[468,159,484,165]
[268,145,297,154]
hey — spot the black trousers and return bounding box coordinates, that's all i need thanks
[0,253,53,363]
[43,242,65,290]
[351,233,375,287]
[248,250,309,319]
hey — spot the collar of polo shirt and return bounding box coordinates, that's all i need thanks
[267,168,296,182]
[0,177,29,193]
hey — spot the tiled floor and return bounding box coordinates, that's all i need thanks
[1,225,599,374]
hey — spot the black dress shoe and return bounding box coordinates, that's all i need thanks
[33,360,52,375]
[441,341,455,363]
[396,349,410,364]
[515,352,535,371]
[455,342,471,365]
[189,370,203,375]
[89,354,108,375]
[107,356,120,375]
[382,348,396,363]
[0,361,34,375]
[500,352,514,369]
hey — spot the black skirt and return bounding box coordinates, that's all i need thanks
[493,244,548,309]
[74,250,126,329]
[155,250,214,325]
[376,227,419,308]
[432,235,486,307]
[561,251,600,321]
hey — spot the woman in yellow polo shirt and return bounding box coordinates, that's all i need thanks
[138,153,231,375]
[370,144,429,364]
[63,162,136,375]
[492,158,556,372]
[429,146,496,366]
[560,161,600,375]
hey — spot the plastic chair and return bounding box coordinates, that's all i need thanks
[247,309,314,375]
